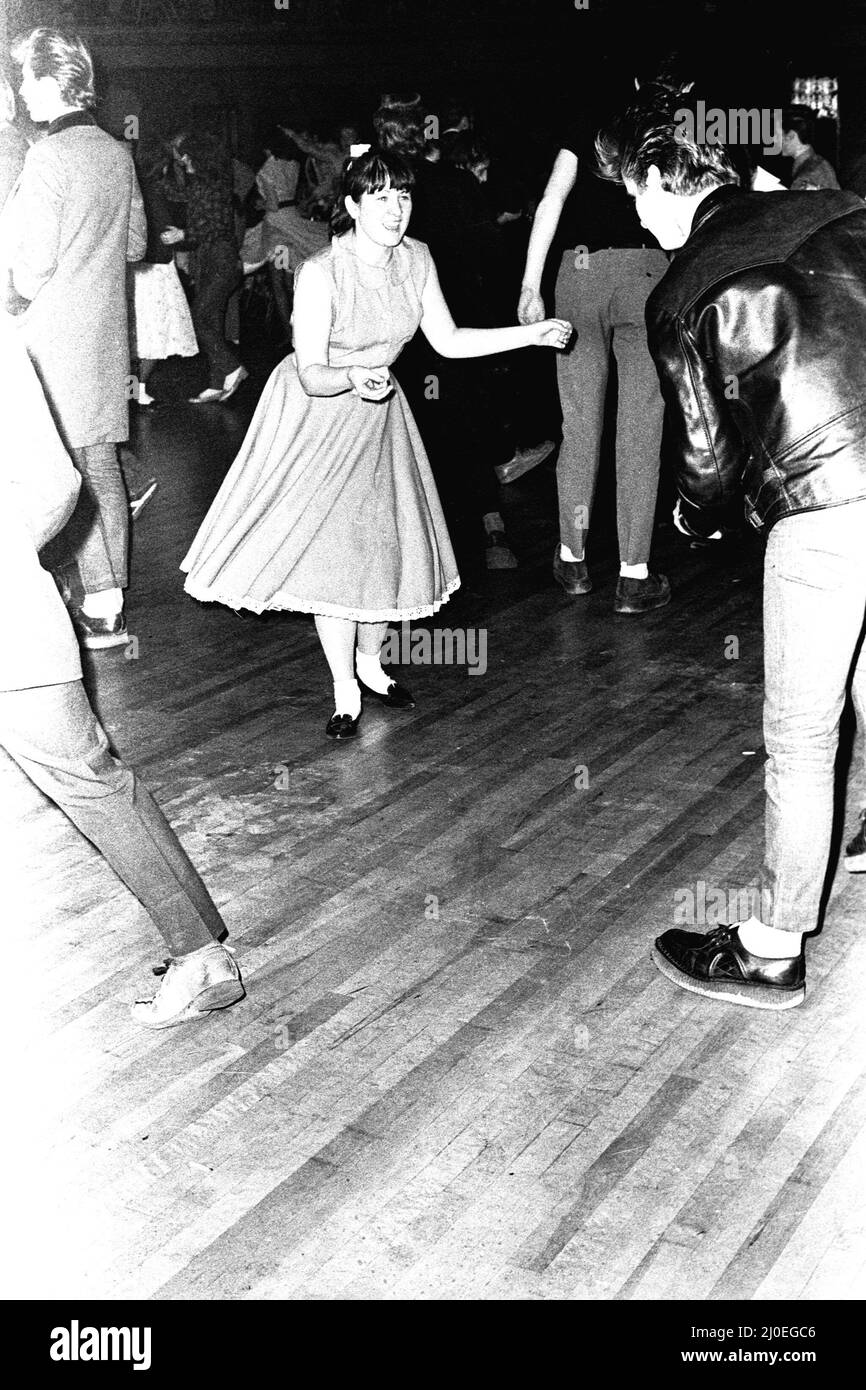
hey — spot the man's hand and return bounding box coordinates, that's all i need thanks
[518,286,545,324]
[673,499,722,540]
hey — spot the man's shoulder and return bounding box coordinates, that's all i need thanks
[651,187,865,319]
[31,123,131,167]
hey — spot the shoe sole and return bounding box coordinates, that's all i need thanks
[79,631,130,650]
[130,483,158,520]
[132,978,245,1029]
[651,948,805,1010]
[613,593,672,614]
[844,851,866,871]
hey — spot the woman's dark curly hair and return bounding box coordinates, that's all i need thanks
[330,147,415,237]
[175,129,231,183]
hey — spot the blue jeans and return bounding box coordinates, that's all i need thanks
[0,680,224,956]
[760,499,866,933]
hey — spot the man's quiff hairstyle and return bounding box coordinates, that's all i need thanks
[595,97,739,195]
[11,27,96,110]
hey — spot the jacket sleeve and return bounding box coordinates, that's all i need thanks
[127,167,148,262]
[4,145,63,305]
[648,302,749,536]
[0,318,81,548]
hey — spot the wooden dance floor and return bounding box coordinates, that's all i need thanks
[5,368,866,1302]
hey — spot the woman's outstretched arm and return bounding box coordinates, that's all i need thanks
[419,256,571,359]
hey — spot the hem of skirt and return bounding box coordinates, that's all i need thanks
[181,574,461,621]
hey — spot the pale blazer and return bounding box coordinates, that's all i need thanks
[0,312,82,693]
[0,111,147,448]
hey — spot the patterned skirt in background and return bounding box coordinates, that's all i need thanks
[128,260,198,361]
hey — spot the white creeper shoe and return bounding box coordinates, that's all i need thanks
[131,941,244,1029]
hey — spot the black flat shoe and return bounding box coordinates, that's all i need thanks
[359,679,415,709]
[326,711,360,739]
[652,924,805,1010]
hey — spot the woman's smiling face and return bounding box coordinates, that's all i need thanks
[346,177,413,247]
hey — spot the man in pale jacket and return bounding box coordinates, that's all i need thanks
[3,27,147,649]
[0,311,245,1028]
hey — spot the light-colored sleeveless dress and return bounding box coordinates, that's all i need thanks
[181,234,459,621]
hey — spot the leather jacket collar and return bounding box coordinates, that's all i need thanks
[46,110,96,137]
[688,183,743,240]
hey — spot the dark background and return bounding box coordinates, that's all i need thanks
[4,0,862,187]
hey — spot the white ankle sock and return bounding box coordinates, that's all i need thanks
[560,542,584,563]
[81,587,123,619]
[333,678,361,718]
[737,916,803,959]
[482,510,504,535]
[620,562,648,580]
[356,651,393,695]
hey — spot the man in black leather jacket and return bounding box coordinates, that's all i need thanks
[596,97,866,1011]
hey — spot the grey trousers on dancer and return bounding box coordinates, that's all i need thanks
[555,247,668,565]
[1,680,224,957]
[43,442,130,597]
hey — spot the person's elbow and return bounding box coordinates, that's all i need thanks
[297,364,323,395]
[423,324,458,358]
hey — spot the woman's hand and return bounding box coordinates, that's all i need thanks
[160,226,184,245]
[532,318,573,350]
[518,286,545,324]
[347,365,393,402]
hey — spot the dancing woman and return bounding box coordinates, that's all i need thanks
[181,148,571,739]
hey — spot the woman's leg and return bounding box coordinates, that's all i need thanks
[357,621,404,695]
[314,615,361,715]
[356,620,389,658]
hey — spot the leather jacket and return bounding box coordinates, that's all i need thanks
[646,184,866,535]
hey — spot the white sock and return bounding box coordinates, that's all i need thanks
[333,678,361,718]
[81,587,123,619]
[620,562,648,579]
[356,651,393,694]
[482,511,504,534]
[737,916,803,959]
[560,542,584,563]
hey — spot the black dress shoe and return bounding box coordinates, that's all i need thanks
[552,545,592,595]
[359,679,415,709]
[652,924,805,1010]
[326,711,360,739]
[613,571,671,614]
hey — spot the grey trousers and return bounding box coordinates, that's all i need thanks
[1,679,224,956]
[554,247,668,565]
[46,442,130,596]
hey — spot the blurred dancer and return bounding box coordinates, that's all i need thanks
[4,28,147,649]
[0,313,244,1029]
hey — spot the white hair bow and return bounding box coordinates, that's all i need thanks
[349,143,372,159]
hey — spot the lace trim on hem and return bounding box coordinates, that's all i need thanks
[182,575,461,623]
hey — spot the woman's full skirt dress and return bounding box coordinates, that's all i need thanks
[181,234,459,621]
